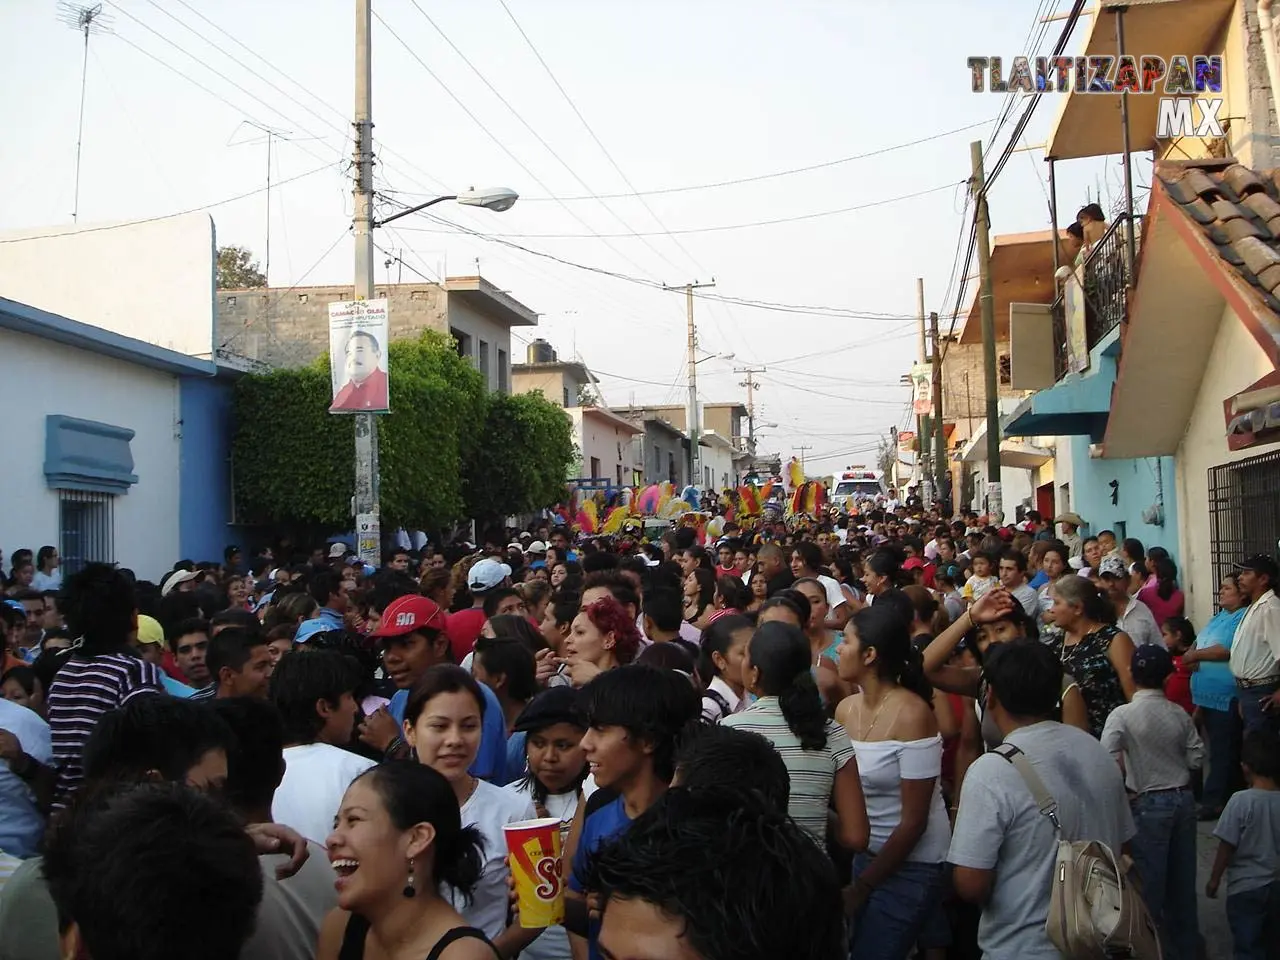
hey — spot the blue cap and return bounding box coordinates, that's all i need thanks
[1131,644,1173,687]
[2,599,26,616]
[294,618,338,645]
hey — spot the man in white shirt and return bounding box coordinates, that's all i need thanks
[1098,555,1162,648]
[0,696,54,858]
[1230,554,1280,735]
[269,649,375,845]
[948,641,1134,960]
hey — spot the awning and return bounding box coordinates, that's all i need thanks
[1002,361,1114,442]
[44,415,138,494]
[959,231,1064,344]
[1044,0,1234,161]
[960,418,1054,469]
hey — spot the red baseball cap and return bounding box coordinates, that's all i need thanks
[372,595,447,638]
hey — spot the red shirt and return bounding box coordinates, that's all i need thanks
[715,565,738,579]
[1164,655,1195,715]
[331,368,389,411]
[445,608,485,662]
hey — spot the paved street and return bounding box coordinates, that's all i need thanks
[1197,820,1230,960]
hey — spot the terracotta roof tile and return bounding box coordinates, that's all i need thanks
[1155,158,1280,317]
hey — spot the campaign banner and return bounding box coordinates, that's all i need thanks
[329,299,390,413]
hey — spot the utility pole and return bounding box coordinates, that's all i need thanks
[930,311,949,512]
[352,0,381,567]
[666,280,715,486]
[735,365,765,456]
[970,139,1002,522]
[915,277,929,502]
[794,445,812,474]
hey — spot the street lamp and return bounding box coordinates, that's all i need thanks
[693,351,734,365]
[375,186,519,227]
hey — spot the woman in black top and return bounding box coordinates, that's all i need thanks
[317,762,499,960]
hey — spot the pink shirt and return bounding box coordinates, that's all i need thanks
[1137,576,1185,627]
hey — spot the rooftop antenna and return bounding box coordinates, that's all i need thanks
[57,2,112,223]
[229,121,293,285]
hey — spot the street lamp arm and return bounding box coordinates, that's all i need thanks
[375,195,457,228]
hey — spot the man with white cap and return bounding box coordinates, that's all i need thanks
[444,557,511,662]
[1099,555,1162,649]
[160,569,198,598]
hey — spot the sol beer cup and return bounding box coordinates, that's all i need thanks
[503,816,565,928]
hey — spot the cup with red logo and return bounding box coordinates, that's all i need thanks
[503,816,564,927]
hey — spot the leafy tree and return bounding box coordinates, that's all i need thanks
[464,392,575,524]
[876,436,895,477]
[231,330,486,532]
[576,384,600,407]
[217,245,267,289]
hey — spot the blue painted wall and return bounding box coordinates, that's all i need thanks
[1064,435,1179,559]
[179,374,247,562]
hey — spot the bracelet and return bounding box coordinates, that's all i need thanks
[383,737,405,760]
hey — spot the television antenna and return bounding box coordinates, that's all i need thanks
[57,2,112,223]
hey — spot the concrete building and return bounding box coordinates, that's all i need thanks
[567,407,643,488]
[699,431,740,491]
[1002,0,1280,623]
[511,340,594,407]
[218,276,538,393]
[612,402,751,486]
[614,402,749,449]
[0,297,242,582]
[626,416,690,487]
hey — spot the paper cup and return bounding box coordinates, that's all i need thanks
[504,816,565,928]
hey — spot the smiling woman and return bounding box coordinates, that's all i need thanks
[403,666,538,956]
[316,761,500,960]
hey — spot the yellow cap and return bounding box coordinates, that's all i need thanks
[136,614,165,647]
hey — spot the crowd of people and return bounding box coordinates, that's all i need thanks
[0,499,1277,960]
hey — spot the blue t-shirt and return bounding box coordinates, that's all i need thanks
[1192,608,1246,712]
[388,681,508,782]
[569,795,633,960]
[159,674,197,698]
[1028,570,1050,590]
[503,731,528,786]
[0,698,53,858]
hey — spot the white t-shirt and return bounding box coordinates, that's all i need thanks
[450,779,536,940]
[0,698,54,859]
[849,736,952,862]
[271,743,376,846]
[817,574,847,611]
[242,841,338,960]
[503,782,579,960]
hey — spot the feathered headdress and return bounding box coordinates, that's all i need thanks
[574,500,599,536]
[789,480,827,518]
[601,505,629,536]
[787,457,805,491]
[636,484,662,516]
[737,485,762,517]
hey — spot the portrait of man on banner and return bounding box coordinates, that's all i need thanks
[329,299,391,413]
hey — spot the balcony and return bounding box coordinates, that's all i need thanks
[1051,214,1141,380]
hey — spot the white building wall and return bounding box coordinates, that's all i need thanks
[1176,302,1279,628]
[0,214,216,359]
[568,409,639,484]
[699,434,736,490]
[0,328,182,581]
[447,298,515,393]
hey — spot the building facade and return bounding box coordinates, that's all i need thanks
[218,276,537,393]
[0,298,240,583]
[567,407,643,488]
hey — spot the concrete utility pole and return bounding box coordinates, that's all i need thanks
[915,277,929,501]
[970,139,1002,521]
[352,0,381,567]
[794,445,812,472]
[666,280,715,486]
[735,365,765,456]
[930,311,949,510]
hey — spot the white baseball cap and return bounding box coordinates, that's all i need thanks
[468,557,512,592]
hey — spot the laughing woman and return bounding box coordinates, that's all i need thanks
[403,666,538,958]
[317,761,500,960]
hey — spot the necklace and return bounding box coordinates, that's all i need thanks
[858,688,899,740]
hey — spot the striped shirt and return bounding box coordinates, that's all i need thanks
[48,653,163,806]
[723,695,855,843]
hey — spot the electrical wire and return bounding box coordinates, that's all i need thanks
[371,9,666,285]
[382,116,999,202]
[391,181,962,238]
[0,162,340,244]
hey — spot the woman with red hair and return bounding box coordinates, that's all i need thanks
[560,595,640,687]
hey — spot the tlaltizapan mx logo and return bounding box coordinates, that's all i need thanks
[968,55,1225,139]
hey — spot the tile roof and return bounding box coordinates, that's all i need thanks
[1155,158,1280,315]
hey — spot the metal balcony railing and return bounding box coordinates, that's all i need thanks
[1050,214,1142,381]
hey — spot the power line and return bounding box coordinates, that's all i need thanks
[370,8,665,285]
[0,161,339,244]
[383,116,998,202]
[392,181,961,238]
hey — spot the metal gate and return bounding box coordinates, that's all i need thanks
[1208,449,1280,598]
[59,490,115,575]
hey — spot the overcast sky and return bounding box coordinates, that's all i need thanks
[2,0,1135,477]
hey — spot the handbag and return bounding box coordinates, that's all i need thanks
[991,743,1162,960]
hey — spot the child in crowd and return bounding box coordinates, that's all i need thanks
[1161,616,1196,716]
[961,553,999,607]
[935,574,965,624]
[1207,731,1280,960]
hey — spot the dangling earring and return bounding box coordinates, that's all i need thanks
[403,860,416,898]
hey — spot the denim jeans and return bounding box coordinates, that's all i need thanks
[1201,704,1241,810]
[1225,881,1280,960]
[1238,683,1280,736]
[1130,789,1200,960]
[849,855,946,960]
